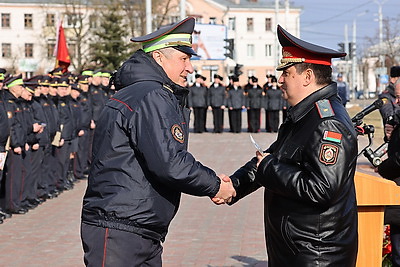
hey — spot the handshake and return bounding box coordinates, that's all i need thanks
[211,174,236,205]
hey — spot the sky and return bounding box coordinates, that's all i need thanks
[292,0,400,53]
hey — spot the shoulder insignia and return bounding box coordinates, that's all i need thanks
[319,143,339,165]
[323,130,342,144]
[315,99,335,118]
[171,124,184,143]
[7,111,12,119]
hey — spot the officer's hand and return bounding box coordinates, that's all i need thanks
[384,124,394,141]
[14,147,22,154]
[59,139,65,147]
[211,174,236,205]
[78,130,85,137]
[32,144,39,150]
[90,120,96,129]
[256,151,269,168]
[25,143,30,151]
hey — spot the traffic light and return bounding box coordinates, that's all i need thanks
[337,42,346,60]
[224,38,234,59]
[234,64,243,77]
[348,42,356,59]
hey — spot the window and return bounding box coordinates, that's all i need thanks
[65,13,81,28]
[25,43,33,58]
[228,17,235,30]
[247,44,255,57]
[247,18,254,32]
[209,17,216,24]
[247,70,255,77]
[194,17,203,24]
[1,13,10,28]
[2,43,11,58]
[24,14,33,28]
[89,15,98,29]
[265,18,272,31]
[265,44,272,57]
[46,13,55,27]
[69,43,76,59]
[47,43,55,58]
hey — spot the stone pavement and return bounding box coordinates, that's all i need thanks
[0,110,376,267]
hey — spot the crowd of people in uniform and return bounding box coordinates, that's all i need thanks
[187,73,287,134]
[0,65,287,224]
[0,67,113,224]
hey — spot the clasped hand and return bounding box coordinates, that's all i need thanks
[211,174,236,205]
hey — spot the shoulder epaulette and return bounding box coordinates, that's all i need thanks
[315,99,335,118]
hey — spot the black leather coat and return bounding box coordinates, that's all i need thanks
[81,50,220,242]
[230,83,358,266]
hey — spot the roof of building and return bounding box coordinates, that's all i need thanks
[1,0,91,4]
[210,0,300,9]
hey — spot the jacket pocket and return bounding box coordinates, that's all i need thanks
[281,216,299,256]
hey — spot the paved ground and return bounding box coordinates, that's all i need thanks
[0,105,379,267]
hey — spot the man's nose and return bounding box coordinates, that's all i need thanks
[186,61,194,74]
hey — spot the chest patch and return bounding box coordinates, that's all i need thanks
[319,143,339,165]
[171,124,184,143]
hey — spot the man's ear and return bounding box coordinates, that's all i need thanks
[152,50,163,65]
[303,68,314,86]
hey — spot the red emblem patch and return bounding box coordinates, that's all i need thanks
[171,124,184,143]
[319,144,339,165]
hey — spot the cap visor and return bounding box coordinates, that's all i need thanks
[174,46,200,57]
[276,62,298,71]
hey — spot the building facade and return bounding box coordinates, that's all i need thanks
[0,0,301,84]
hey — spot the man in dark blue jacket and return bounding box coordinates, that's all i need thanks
[80,17,236,267]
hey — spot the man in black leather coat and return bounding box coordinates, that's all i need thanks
[80,17,236,267]
[377,80,400,267]
[227,25,359,266]
[378,66,400,141]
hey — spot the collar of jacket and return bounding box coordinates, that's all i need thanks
[287,82,338,123]
[386,83,395,96]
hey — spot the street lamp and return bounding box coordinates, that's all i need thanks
[351,11,368,100]
[374,0,388,68]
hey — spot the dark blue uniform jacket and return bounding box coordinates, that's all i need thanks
[81,50,220,241]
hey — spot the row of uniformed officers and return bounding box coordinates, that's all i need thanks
[0,68,112,223]
[187,73,287,133]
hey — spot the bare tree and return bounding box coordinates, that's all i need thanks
[62,0,94,72]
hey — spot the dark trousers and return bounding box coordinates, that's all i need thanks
[228,109,233,132]
[212,107,224,133]
[4,151,23,211]
[230,109,242,133]
[264,109,271,132]
[392,224,400,267]
[21,149,33,206]
[268,110,280,132]
[247,108,261,133]
[37,144,52,196]
[193,107,206,133]
[74,132,90,179]
[81,223,163,267]
[54,141,72,189]
[29,147,44,200]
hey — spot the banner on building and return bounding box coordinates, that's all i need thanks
[192,23,227,60]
